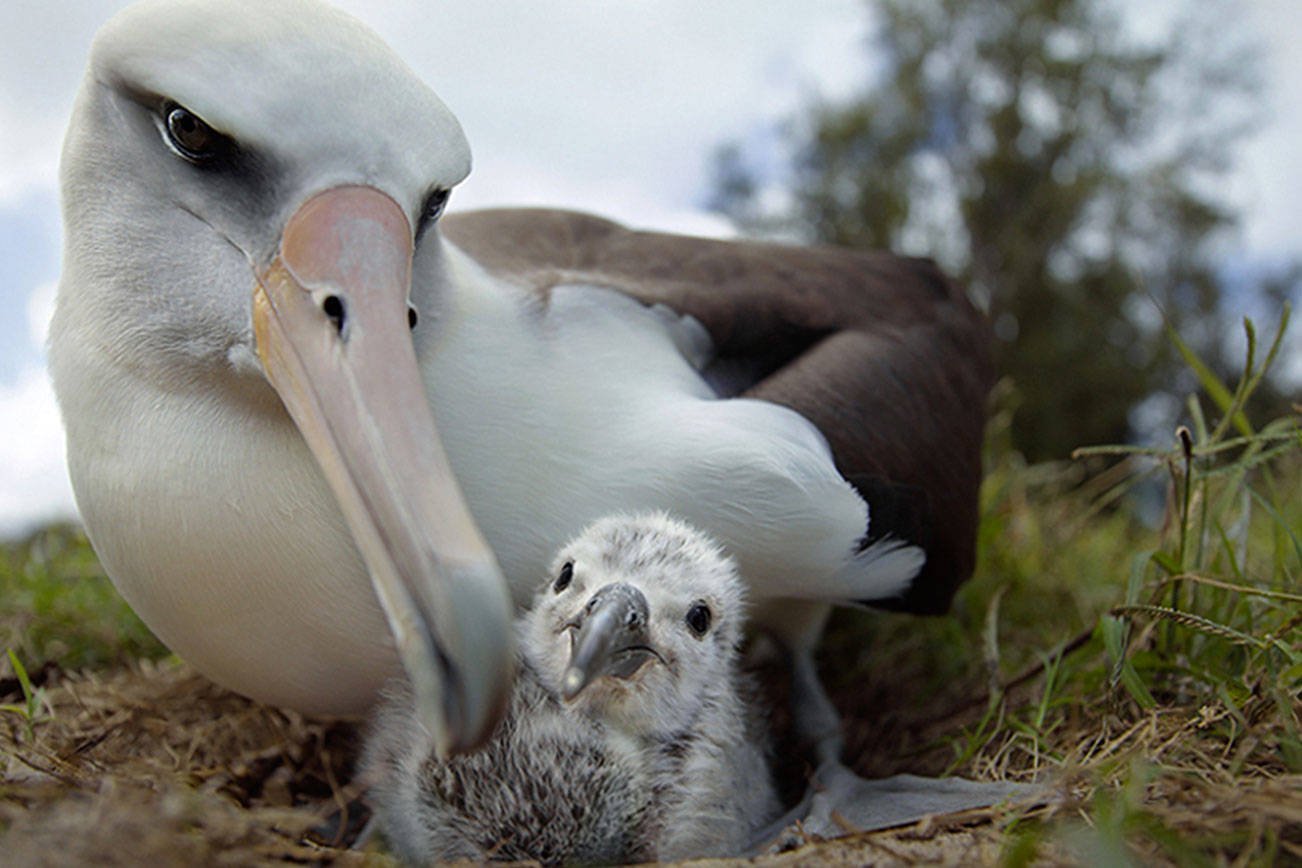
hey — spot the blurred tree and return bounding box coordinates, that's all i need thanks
[711,0,1283,461]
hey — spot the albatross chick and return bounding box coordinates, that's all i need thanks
[363,513,778,864]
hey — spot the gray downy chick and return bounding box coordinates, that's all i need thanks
[363,511,780,864]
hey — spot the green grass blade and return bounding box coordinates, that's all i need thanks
[1208,318,1256,443]
[6,648,35,704]
[1237,304,1292,412]
[1150,551,1181,576]
[1118,655,1157,709]
[1167,324,1252,438]
[1187,394,1210,445]
[1160,573,1302,604]
[1249,487,1302,568]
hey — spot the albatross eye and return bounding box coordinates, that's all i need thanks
[553,561,574,593]
[423,188,450,221]
[685,601,712,637]
[163,103,222,162]
[418,188,450,234]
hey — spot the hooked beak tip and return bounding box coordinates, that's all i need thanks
[561,667,586,700]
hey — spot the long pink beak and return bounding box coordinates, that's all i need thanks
[253,185,513,755]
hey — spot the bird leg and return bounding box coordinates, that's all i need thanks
[789,646,845,767]
[747,601,1036,852]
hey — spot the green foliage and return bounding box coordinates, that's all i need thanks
[1000,312,1298,861]
[0,649,50,742]
[711,0,1295,461]
[825,309,1298,863]
[0,524,167,672]
[1082,309,1300,753]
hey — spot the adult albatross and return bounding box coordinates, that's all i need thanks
[50,0,996,826]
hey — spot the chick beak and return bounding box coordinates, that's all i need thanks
[561,582,662,701]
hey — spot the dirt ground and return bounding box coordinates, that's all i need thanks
[2,657,1297,866]
[0,658,1037,866]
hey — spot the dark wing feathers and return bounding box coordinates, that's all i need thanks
[441,208,994,614]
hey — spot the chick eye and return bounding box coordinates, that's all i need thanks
[553,561,574,593]
[163,103,223,162]
[685,601,712,637]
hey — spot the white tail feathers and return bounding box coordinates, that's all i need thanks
[829,537,926,604]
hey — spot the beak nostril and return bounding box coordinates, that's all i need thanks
[322,294,346,335]
[408,306,419,329]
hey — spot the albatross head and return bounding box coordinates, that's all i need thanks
[49,0,512,755]
[523,513,747,737]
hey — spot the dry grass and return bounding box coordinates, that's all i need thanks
[0,659,383,867]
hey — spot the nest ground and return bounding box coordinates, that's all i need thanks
[3,647,1297,866]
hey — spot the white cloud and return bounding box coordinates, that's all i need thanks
[0,287,71,538]
[453,153,738,238]
[0,0,109,206]
[26,280,56,349]
[0,109,61,207]
[350,0,870,223]
[0,366,76,536]
[1235,0,1302,261]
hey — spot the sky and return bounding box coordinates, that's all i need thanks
[0,0,1299,538]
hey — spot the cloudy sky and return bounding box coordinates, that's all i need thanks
[0,0,1298,537]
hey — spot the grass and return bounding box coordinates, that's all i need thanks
[0,524,167,672]
[1,310,1298,865]
[0,650,48,743]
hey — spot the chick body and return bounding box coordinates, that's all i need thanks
[364,512,778,864]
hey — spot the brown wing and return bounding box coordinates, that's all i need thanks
[441,208,995,614]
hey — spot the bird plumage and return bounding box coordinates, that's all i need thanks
[441,208,993,613]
